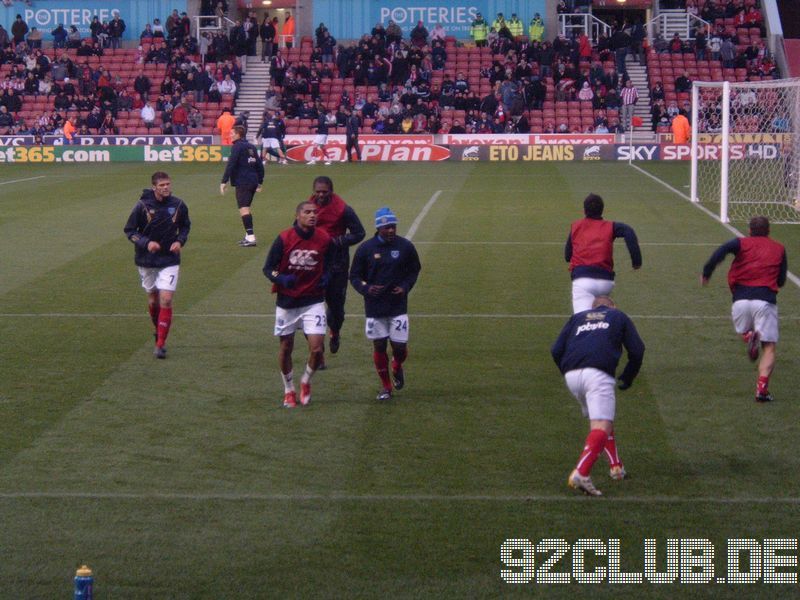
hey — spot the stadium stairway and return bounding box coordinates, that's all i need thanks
[658,9,692,39]
[626,55,656,141]
[237,56,271,141]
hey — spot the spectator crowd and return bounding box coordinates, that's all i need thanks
[0,0,780,139]
[0,9,244,137]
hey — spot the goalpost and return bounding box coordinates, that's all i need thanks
[690,78,800,224]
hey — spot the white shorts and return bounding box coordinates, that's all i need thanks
[314,134,328,146]
[274,302,327,337]
[732,299,779,343]
[261,137,280,149]
[564,368,617,421]
[138,265,179,293]
[365,314,409,343]
[572,278,615,313]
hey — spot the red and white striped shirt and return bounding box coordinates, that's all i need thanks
[620,85,639,105]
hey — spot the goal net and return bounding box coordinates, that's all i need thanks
[691,78,800,224]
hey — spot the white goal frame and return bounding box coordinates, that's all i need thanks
[690,78,800,223]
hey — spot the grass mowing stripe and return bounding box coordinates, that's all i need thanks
[0,175,46,186]
[2,163,799,597]
[0,491,799,503]
[629,162,800,290]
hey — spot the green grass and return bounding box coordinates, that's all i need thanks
[1,162,800,598]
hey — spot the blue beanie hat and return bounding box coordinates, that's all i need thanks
[375,207,398,228]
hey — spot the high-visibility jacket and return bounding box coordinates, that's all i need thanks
[471,19,488,42]
[529,18,544,42]
[508,18,523,37]
[281,16,295,46]
[216,111,236,145]
[63,119,76,141]
[671,113,690,144]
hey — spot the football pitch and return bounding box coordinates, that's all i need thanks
[1,161,800,598]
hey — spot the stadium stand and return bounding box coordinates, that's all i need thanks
[0,0,783,137]
[264,0,777,136]
[0,19,239,138]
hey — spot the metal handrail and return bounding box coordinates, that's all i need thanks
[195,15,222,38]
[194,16,226,66]
[645,10,711,41]
[194,15,236,37]
[688,13,712,35]
[558,13,612,44]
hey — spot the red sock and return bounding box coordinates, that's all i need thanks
[391,346,408,373]
[757,375,769,395]
[373,351,392,390]
[603,431,622,467]
[156,306,172,348]
[148,303,160,329]
[576,429,608,477]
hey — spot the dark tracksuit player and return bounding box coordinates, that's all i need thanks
[275,111,289,158]
[565,193,642,313]
[309,176,365,355]
[551,296,645,496]
[702,215,787,402]
[220,125,265,247]
[350,207,421,400]
[309,109,332,165]
[263,201,333,408]
[124,171,191,359]
[256,111,287,163]
[345,109,362,162]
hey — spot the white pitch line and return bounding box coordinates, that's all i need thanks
[405,190,442,241]
[628,163,800,289]
[0,175,46,186]
[0,491,797,504]
[0,312,756,320]
[414,241,720,247]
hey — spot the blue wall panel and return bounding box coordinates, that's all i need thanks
[313,0,546,41]
[1,0,186,41]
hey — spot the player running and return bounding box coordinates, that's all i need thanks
[308,176,365,357]
[702,215,787,402]
[308,108,335,165]
[256,110,288,164]
[350,207,421,401]
[565,193,642,313]
[551,296,645,496]
[124,171,191,359]
[263,201,332,407]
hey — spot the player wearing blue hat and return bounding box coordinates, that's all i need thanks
[350,207,422,400]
